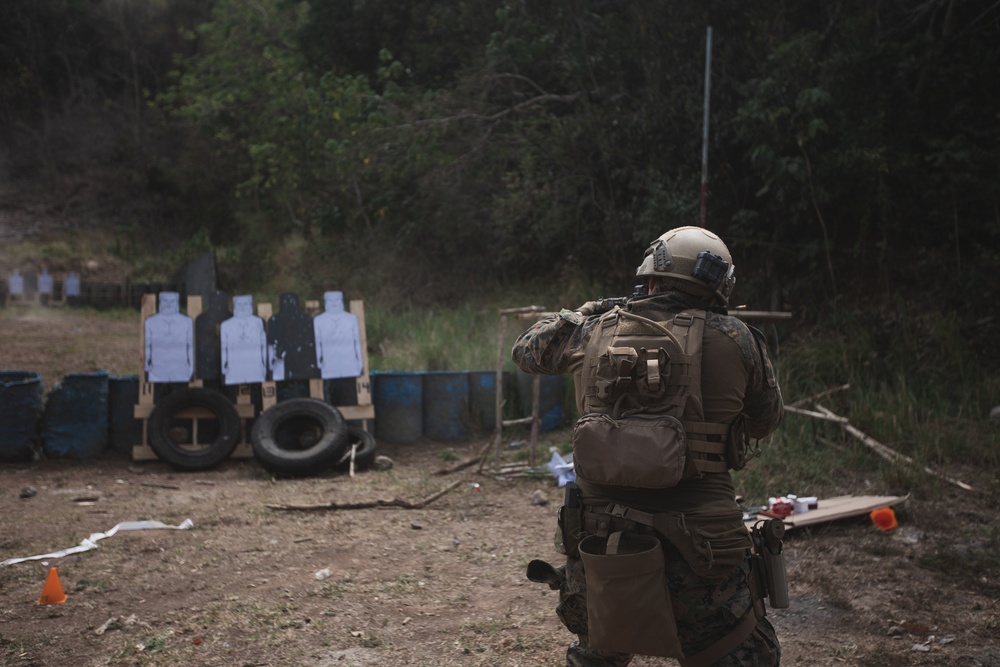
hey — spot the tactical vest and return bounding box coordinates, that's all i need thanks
[579,307,731,475]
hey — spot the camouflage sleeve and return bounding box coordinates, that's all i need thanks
[511,309,594,376]
[743,325,783,439]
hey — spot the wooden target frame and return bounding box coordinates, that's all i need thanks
[133,293,374,462]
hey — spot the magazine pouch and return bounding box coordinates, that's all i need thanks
[573,412,700,488]
[578,532,683,658]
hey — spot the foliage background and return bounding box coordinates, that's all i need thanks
[2,0,999,384]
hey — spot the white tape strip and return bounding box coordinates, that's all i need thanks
[0,518,194,567]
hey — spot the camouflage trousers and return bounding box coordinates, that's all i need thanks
[555,536,780,667]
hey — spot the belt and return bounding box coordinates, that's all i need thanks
[582,502,660,537]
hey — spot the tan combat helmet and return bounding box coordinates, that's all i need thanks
[635,226,736,305]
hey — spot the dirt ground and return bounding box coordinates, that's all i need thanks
[1,305,999,667]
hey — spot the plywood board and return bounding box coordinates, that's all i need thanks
[746,494,909,531]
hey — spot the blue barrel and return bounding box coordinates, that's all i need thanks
[372,371,423,443]
[516,370,566,432]
[0,371,45,462]
[468,370,502,434]
[41,371,110,459]
[422,371,470,441]
[107,375,141,455]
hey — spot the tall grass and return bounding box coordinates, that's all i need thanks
[364,286,600,373]
[738,306,1000,504]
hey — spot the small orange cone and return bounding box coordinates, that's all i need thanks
[37,567,68,605]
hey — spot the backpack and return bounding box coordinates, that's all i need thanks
[573,307,732,488]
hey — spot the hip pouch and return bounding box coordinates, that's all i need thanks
[573,413,700,488]
[578,532,683,659]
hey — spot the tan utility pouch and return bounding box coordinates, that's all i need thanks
[573,413,700,488]
[578,532,684,659]
[656,512,752,582]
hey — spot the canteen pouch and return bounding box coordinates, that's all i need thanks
[578,532,683,659]
[573,413,700,488]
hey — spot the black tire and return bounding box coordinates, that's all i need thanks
[148,388,242,471]
[334,424,378,471]
[251,398,348,476]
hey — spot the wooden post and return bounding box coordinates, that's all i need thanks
[306,295,326,398]
[257,302,277,411]
[134,293,157,455]
[186,295,203,388]
[481,306,547,473]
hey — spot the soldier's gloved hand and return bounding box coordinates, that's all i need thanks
[575,301,599,316]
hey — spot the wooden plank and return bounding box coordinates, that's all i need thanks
[132,444,159,461]
[729,310,793,321]
[529,308,792,321]
[788,384,850,409]
[783,405,848,423]
[309,378,324,399]
[745,494,909,531]
[335,404,375,421]
[349,300,372,407]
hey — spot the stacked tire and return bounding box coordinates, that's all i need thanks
[251,398,377,476]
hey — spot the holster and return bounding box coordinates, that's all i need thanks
[556,482,585,556]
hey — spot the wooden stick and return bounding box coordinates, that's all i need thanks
[266,479,465,511]
[141,482,180,490]
[783,405,849,423]
[789,384,851,409]
[815,404,974,492]
[435,440,492,476]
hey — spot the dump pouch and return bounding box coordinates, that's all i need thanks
[578,532,684,659]
[573,413,701,488]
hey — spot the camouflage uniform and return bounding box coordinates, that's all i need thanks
[513,292,783,667]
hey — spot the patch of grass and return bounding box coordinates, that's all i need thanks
[76,578,107,592]
[460,611,513,634]
[437,449,459,462]
[0,634,48,652]
[379,573,423,595]
[142,637,167,653]
[358,630,383,648]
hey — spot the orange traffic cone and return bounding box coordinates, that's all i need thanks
[37,567,68,605]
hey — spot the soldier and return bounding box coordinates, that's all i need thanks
[513,226,783,666]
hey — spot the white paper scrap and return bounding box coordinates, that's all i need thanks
[547,450,576,487]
